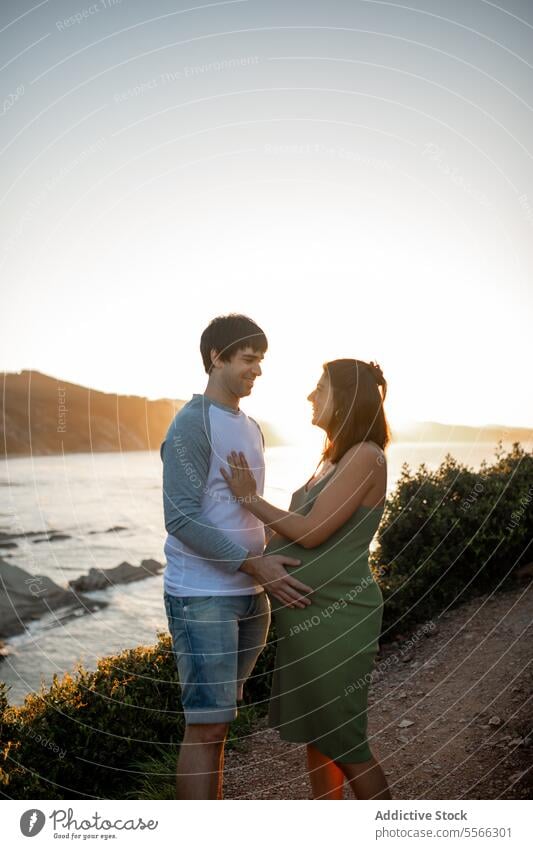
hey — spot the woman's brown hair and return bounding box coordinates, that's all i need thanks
[321,358,391,464]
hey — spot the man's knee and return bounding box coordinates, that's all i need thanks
[185,722,229,744]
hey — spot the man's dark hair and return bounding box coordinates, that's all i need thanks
[200,314,268,374]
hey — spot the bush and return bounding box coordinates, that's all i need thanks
[371,442,532,637]
[0,632,274,800]
[1,633,182,799]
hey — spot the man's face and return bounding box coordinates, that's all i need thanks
[214,345,264,398]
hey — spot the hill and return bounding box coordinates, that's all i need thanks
[391,420,531,444]
[0,370,282,456]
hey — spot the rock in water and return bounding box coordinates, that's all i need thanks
[68,559,164,592]
[0,557,106,639]
[33,533,72,544]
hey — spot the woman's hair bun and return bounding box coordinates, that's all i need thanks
[367,361,387,398]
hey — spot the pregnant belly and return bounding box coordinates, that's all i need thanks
[265,534,383,615]
[264,533,301,559]
[272,583,384,660]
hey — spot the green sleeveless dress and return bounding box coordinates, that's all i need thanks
[265,469,385,763]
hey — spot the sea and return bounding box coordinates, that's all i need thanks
[0,440,529,704]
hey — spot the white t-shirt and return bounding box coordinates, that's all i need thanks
[161,394,265,596]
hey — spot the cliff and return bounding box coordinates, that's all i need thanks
[2,370,183,456]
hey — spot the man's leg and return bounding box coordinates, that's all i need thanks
[236,592,271,703]
[176,722,229,799]
[164,592,245,800]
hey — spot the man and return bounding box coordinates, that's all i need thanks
[161,314,312,800]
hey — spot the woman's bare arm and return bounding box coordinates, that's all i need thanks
[223,443,385,548]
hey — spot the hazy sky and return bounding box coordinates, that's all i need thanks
[1,0,532,434]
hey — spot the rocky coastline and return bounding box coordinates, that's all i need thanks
[0,557,108,643]
[0,549,164,647]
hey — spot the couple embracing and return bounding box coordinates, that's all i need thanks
[161,314,392,800]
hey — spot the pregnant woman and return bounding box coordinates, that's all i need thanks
[222,358,392,800]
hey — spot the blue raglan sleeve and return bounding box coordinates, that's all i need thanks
[161,413,249,573]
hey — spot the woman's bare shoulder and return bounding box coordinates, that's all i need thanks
[339,440,386,467]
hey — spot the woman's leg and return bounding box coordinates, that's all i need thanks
[306,744,345,799]
[337,751,392,799]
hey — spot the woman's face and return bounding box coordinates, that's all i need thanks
[307,371,335,431]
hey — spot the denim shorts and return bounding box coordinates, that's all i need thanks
[163,590,271,724]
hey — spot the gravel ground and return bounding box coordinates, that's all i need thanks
[222,580,532,799]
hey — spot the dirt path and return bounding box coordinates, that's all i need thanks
[223,580,532,799]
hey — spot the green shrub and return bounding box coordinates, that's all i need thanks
[0,633,273,800]
[1,633,182,799]
[371,442,532,637]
